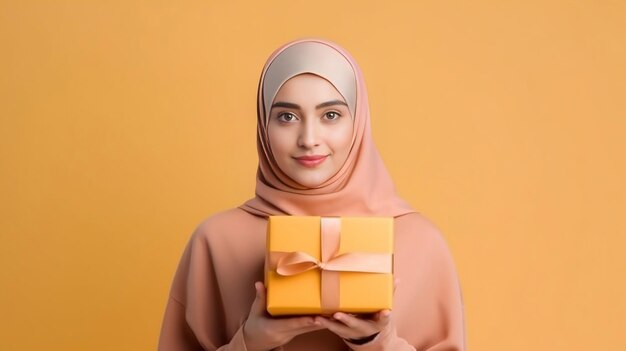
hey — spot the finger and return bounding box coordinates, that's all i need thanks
[332,312,361,328]
[315,316,343,329]
[274,315,323,334]
[323,310,391,337]
[315,316,353,336]
[289,319,325,334]
[249,281,267,315]
[374,309,392,325]
[334,310,391,326]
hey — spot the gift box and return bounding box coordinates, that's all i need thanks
[265,216,394,316]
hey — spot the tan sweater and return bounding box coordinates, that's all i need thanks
[158,208,465,350]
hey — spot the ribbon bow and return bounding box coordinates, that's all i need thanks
[275,251,392,276]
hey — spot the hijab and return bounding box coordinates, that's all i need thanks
[240,38,415,217]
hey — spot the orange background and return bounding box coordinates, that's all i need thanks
[1,1,625,350]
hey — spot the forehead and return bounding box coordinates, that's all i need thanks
[273,73,347,102]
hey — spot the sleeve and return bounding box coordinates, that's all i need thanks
[156,226,252,351]
[157,296,207,350]
[415,228,465,351]
[157,295,249,351]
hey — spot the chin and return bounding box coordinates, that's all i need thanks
[294,176,328,189]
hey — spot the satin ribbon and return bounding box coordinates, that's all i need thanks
[268,217,392,313]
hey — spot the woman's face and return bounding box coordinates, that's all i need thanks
[267,73,354,188]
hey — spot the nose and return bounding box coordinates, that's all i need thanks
[297,119,320,149]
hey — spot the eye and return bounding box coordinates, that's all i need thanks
[324,111,341,120]
[277,112,297,122]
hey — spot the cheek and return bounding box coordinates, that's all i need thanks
[329,122,354,154]
[267,128,291,159]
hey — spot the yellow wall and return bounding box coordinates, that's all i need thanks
[1,1,625,350]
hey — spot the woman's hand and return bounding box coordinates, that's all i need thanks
[315,278,398,345]
[243,282,325,351]
[314,310,392,344]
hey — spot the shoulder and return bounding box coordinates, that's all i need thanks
[394,212,462,283]
[395,211,444,238]
[394,211,452,254]
[189,207,266,244]
[194,208,263,231]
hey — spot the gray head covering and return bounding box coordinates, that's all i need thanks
[262,41,357,122]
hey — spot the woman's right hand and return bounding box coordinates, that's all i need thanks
[242,282,325,351]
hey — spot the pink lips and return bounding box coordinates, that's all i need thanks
[294,155,328,167]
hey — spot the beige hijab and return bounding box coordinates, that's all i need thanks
[240,38,415,217]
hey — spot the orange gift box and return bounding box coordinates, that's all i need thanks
[265,216,394,316]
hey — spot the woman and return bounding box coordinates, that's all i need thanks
[158,38,465,350]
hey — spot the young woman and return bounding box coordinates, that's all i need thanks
[158,38,465,350]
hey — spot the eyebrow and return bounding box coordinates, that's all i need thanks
[271,100,349,110]
[316,100,349,109]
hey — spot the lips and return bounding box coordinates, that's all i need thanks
[293,155,329,167]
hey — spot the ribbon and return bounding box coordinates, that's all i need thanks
[268,217,392,313]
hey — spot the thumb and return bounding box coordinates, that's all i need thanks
[250,281,268,315]
[375,309,392,326]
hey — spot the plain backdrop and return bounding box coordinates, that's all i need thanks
[1,1,625,350]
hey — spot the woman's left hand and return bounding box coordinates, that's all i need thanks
[314,309,392,342]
